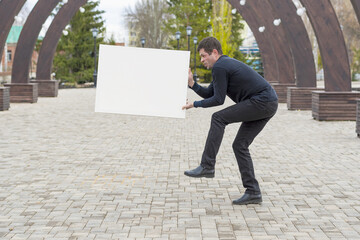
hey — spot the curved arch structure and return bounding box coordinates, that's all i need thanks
[250,0,295,85]
[0,0,27,65]
[300,0,351,91]
[250,0,298,102]
[36,0,87,80]
[351,0,360,24]
[270,0,319,110]
[33,0,87,97]
[0,0,29,106]
[11,0,60,84]
[270,0,316,88]
[227,0,279,84]
[300,0,360,120]
[228,0,296,102]
[6,0,60,102]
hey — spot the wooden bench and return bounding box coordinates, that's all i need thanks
[287,87,324,110]
[0,87,10,111]
[31,80,60,97]
[312,91,360,121]
[271,83,296,103]
[4,83,38,103]
[357,99,360,137]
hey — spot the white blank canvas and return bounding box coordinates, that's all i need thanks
[95,45,190,118]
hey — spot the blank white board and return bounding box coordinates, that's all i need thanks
[95,45,190,118]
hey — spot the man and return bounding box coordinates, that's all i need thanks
[182,37,278,205]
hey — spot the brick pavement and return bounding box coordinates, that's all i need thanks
[0,88,359,240]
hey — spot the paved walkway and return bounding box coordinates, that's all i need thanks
[0,88,359,240]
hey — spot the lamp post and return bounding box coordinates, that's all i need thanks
[193,36,198,82]
[91,28,99,87]
[186,26,192,51]
[175,31,181,50]
[141,37,146,48]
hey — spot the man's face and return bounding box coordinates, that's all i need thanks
[199,48,217,69]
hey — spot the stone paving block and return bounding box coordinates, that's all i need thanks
[1,88,360,239]
[235,236,253,240]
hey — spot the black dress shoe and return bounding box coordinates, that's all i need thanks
[232,193,262,205]
[184,165,215,178]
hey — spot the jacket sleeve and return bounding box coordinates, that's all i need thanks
[193,67,228,108]
[191,81,214,99]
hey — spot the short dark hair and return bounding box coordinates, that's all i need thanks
[197,37,223,55]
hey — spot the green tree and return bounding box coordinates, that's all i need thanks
[317,50,323,71]
[352,48,360,81]
[165,0,212,82]
[211,0,232,55]
[105,33,117,45]
[230,9,245,62]
[211,0,245,61]
[164,0,245,82]
[53,0,105,85]
[165,0,212,50]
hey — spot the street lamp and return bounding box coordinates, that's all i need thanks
[186,26,192,51]
[91,28,99,87]
[141,37,146,47]
[175,31,181,50]
[193,36,198,82]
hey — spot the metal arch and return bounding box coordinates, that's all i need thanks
[300,0,351,91]
[227,0,279,83]
[0,0,27,65]
[269,0,316,88]
[11,0,60,84]
[36,0,88,80]
[351,0,360,24]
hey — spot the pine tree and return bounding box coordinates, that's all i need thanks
[53,0,105,85]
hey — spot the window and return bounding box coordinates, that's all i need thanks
[7,50,12,61]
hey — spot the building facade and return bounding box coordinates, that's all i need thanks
[1,26,39,82]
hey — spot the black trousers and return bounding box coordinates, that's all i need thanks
[200,98,278,194]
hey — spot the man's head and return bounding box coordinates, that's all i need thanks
[197,37,223,69]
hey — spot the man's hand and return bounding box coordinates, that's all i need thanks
[188,68,195,88]
[182,99,194,110]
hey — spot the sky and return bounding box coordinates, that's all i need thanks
[24,0,139,44]
[98,0,139,43]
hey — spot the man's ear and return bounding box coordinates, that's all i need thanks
[212,49,219,56]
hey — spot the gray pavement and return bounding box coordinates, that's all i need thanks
[0,88,360,240]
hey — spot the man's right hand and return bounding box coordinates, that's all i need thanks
[188,68,195,88]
